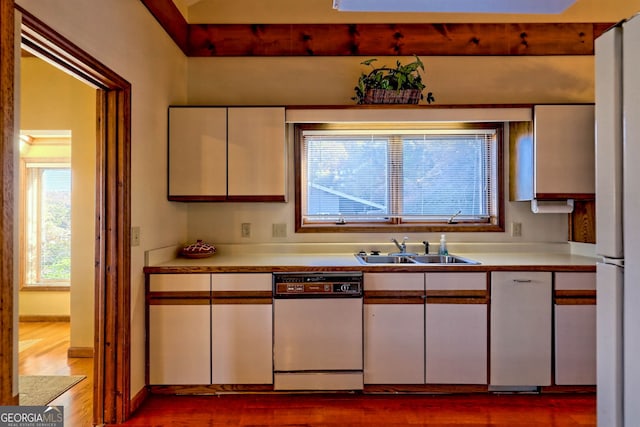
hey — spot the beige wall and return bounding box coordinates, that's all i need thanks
[16,0,189,397]
[183,56,589,245]
[19,56,94,347]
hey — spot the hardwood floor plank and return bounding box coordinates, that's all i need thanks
[19,321,94,427]
[111,393,595,426]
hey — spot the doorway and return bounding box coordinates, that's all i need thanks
[1,5,133,425]
[17,47,96,413]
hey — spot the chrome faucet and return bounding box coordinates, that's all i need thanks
[391,237,408,253]
[447,210,462,224]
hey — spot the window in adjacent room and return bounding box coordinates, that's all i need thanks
[295,123,504,233]
[19,132,72,289]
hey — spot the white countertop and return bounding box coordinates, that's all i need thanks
[145,242,598,272]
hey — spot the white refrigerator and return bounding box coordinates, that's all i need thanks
[595,14,640,427]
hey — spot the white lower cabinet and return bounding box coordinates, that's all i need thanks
[425,273,487,384]
[425,304,487,384]
[365,303,425,384]
[364,272,488,385]
[554,272,596,385]
[148,273,273,386]
[148,274,212,385]
[364,273,425,384]
[490,271,552,386]
[211,273,273,384]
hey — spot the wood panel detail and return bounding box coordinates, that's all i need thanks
[137,3,613,57]
[569,199,596,243]
[139,0,189,54]
[187,23,606,57]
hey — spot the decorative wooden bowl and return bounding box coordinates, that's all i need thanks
[181,240,216,259]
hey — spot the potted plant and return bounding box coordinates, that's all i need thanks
[352,55,435,105]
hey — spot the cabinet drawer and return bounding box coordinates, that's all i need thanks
[425,272,486,291]
[555,272,596,291]
[364,273,424,291]
[212,273,272,292]
[149,274,211,292]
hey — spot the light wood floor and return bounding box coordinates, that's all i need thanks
[19,321,94,427]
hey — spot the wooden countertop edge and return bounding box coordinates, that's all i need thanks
[143,264,596,274]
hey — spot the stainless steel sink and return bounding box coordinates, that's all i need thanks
[409,254,481,265]
[355,255,418,264]
[354,253,480,265]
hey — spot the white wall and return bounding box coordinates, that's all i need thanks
[16,0,189,397]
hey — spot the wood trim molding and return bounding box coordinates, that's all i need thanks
[139,0,188,55]
[138,2,614,57]
[0,0,17,407]
[16,6,132,425]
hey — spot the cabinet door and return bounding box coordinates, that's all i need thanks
[490,272,552,386]
[554,272,596,385]
[533,105,595,197]
[212,304,273,384]
[426,303,487,384]
[364,304,425,384]
[149,304,211,385]
[211,273,273,384]
[555,305,596,385]
[425,273,487,384]
[364,273,425,384]
[168,107,227,199]
[227,107,286,200]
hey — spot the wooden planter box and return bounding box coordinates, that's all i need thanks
[363,88,421,104]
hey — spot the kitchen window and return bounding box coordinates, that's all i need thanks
[295,123,504,232]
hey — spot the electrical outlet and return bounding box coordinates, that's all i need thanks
[241,223,251,238]
[511,222,522,237]
[131,226,140,246]
[272,223,287,238]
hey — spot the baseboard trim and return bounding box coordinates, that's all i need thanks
[19,315,70,322]
[130,386,149,415]
[67,346,94,358]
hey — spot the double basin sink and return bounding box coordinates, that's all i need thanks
[355,253,480,265]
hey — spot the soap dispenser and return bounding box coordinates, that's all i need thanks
[438,234,448,255]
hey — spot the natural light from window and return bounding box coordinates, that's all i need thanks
[296,123,503,232]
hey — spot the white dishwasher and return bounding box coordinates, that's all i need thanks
[273,272,363,391]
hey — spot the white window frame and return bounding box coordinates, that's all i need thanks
[294,122,504,233]
[20,159,72,290]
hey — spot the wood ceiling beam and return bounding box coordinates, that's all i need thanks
[140,1,613,56]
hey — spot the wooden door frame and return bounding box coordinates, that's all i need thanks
[1,4,132,425]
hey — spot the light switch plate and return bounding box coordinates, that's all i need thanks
[131,226,140,246]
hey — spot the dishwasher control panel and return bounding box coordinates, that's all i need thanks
[273,273,363,297]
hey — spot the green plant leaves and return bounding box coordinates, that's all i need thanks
[352,55,434,104]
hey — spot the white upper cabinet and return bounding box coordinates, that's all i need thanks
[510,104,595,201]
[227,108,286,200]
[168,106,286,202]
[169,107,227,199]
